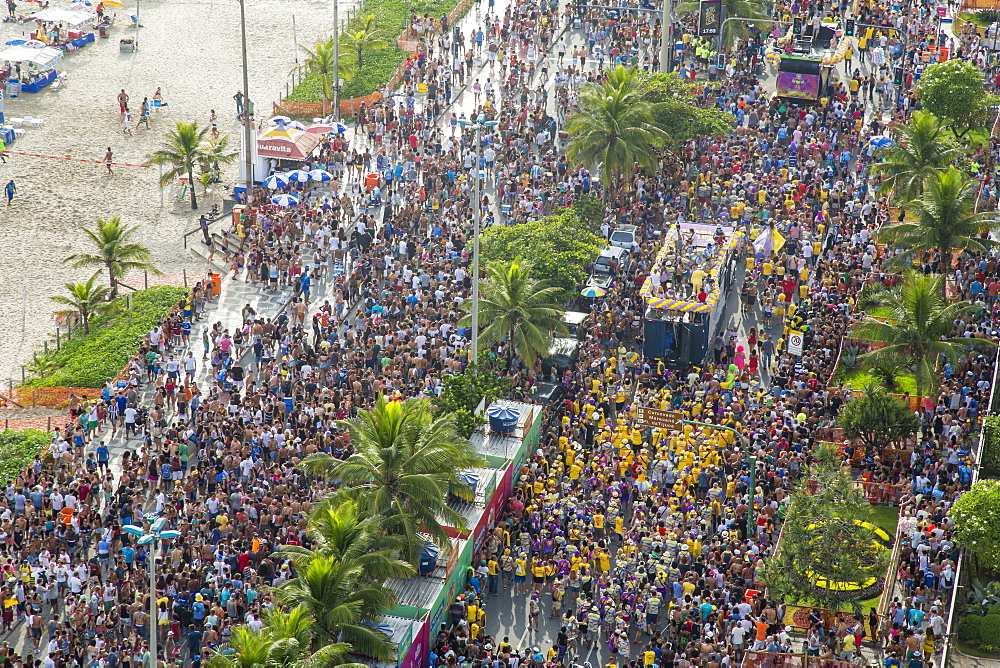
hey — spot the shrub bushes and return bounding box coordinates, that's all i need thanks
[287,0,469,102]
[22,286,188,389]
[982,415,1000,478]
[0,430,50,486]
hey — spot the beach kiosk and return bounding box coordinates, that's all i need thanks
[28,7,98,49]
[0,44,62,93]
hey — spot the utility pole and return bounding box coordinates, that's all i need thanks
[659,0,672,72]
[333,0,340,119]
[240,0,253,206]
[471,121,481,362]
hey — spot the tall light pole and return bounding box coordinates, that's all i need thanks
[658,0,671,72]
[123,518,181,668]
[333,0,340,120]
[240,0,253,206]
[457,117,498,364]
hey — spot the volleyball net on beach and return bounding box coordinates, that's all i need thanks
[2,151,150,168]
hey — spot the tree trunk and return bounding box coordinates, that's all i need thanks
[108,267,118,298]
[188,166,199,209]
[82,313,89,334]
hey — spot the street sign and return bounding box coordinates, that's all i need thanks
[788,330,804,356]
[936,6,946,17]
[636,406,684,431]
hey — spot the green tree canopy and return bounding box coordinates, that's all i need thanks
[64,216,161,296]
[566,66,667,188]
[853,271,997,396]
[760,444,891,612]
[869,111,963,203]
[462,259,568,366]
[635,71,734,148]
[836,383,920,455]
[433,351,513,438]
[950,480,1000,572]
[480,210,603,299]
[915,60,999,138]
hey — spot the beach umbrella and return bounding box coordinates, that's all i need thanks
[263,173,289,189]
[580,286,606,298]
[4,39,24,45]
[869,136,894,148]
[306,123,334,134]
[258,126,303,141]
[308,169,333,182]
[334,122,347,134]
[286,169,311,183]
[268,115,291,125]
[102,0,124,5]
[271,193,300,206]
[285,120,307,131]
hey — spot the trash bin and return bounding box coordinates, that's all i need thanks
[364,172,380,191]
[209,273,222,296]
[98,25,108,38]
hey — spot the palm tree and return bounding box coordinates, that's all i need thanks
[300,396,485,563]
[273,555,398,660]
[50,274,113,334]
[879,167,1000,272]
[64,216,161,296]
[853,271,996,396]
[204,606,367,668]
[148,122,234,210]
[342,15,386,69]
[461,259,566,366]
[870,111,963,203]
[565,65,667,189]
[199,135,238,185]
[675,0,770,49]
[277,499,414,582]
[296,38,353,102]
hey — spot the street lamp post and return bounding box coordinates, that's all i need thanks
[239,0,253,207]
[457,117,499,364]
[123,518,181,668]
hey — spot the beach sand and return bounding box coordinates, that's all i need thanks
[0,0,358,386]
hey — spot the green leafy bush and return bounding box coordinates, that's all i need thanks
[561,194,606,234]
[989,602,1000,616]
[981,615,1000,651]
[983,415,1000,477]
[22,286,188,389]
[973,9,998,25]
[287,0,469,102]
[958,614,984,643]
[0,430,50,486]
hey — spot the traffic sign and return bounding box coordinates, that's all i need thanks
[788,330,804,356]
[937,6,946,17]
[636,407,684,431]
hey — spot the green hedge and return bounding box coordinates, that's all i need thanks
[958,613,1000,652]
[287,0,467,103]
[0,430,50,486]
[22,286,188,389]
[983,415,1000,478]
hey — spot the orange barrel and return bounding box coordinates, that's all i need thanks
[364,172,380,191]
[210,273,222,295]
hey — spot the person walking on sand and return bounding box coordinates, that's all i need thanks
[209,109,218,139]
[5,180,15,206]
[117,89,129,118]
[233,90,244,120]
[104,147,113,175]
[122,109,133,136]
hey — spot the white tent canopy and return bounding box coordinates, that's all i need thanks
[30,7,96,25]
[0,45,63,68]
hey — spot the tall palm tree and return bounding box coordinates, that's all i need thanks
[879,167,1000,272]
[675,0,771,49]
[148,122,233,210]
[461,259,567,366]
[277,499,414,582]
[870,111,963,203]
[64,216,161,296]
[853,271,996,396]
[342,15,386,69]
[300,396,485,563]
[50,274,113,334]
[273,555,398,660]
[296,38,353,101]
[565,65,667,189]
[204,606,367,668]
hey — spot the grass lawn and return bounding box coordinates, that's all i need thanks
[864,504,900,535]
[842,369,918,396]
